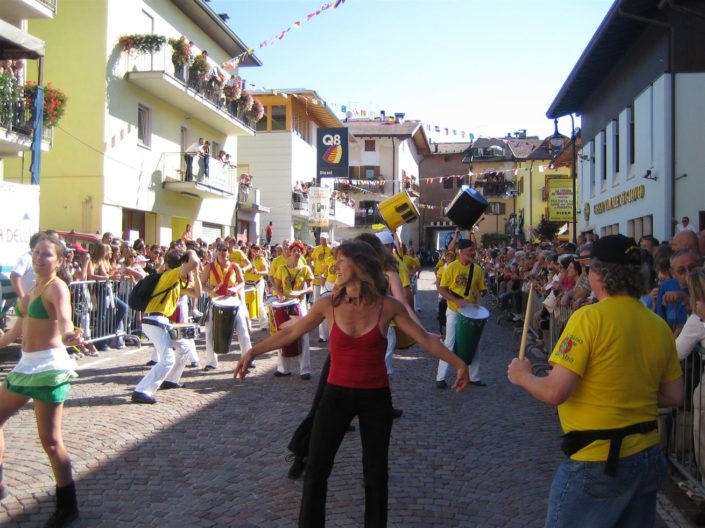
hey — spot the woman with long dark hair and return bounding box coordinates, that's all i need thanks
[235,240,468,527]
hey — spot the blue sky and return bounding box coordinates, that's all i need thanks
[209,0,614,142]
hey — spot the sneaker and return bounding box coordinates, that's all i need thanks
[159,381,185,390]
[300,373,311,380]
[188,361,199,368]
[146,360,157,366]
[131,391,156,404]
[391,407,403,419]
[203,365,217,371]
[318,338,327,343]
[274,371,291,377]
[436,380,448,390]
[286,455,307,480]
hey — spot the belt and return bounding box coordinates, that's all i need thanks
[561,420,657,476]
[143,312,165,318]
[142,319,173,331]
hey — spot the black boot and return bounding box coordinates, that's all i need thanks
[44,481,79,528]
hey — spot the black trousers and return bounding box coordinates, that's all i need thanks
[288,355,331,457]
[299,383,392,528]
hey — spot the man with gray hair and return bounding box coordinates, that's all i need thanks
[509,234,683,527]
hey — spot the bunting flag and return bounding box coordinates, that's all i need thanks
[222,0,348,69]
[424,123,475,141]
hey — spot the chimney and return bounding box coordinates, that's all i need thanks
[394,112,405,123]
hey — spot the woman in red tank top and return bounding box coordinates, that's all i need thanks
[235,240,469,527]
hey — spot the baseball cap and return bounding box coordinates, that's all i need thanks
[589,234,640,265]
[456,239,474,250]
[320,232,330,239]
[376,230,394,246]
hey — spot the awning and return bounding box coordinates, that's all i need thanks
[0,19,45,59]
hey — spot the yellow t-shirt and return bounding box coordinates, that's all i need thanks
[144,268,186,316]
[208,261,240,297]
[228,248,251,271]
[270,255,287,283]
[310,245,331,285]
[395,255,411,288]
[550,296,682,462]
[244,256,268,283]
[324,255,337,284]
[275,262,314,298]
[439,259,486,312]
[403,255,420,275]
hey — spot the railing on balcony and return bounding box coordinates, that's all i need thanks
[355,210,385,227]
[333,179,386,194]
[0,93,33,137]
[292,192,309,212]
[475,180,513,196]
[160,152,237,194]
[122,48,255,129]
[37,0,57,12]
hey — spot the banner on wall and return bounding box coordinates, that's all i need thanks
[317,128,349,179]
[546,177,574,222]
[308,186,331,227]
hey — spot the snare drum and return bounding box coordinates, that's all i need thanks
[267,298,302,357]
[171,323,200,340]
[211,296,240,355]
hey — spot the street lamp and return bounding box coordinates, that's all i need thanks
[548,116,577,245]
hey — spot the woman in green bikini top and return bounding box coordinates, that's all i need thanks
[0,233,83,525]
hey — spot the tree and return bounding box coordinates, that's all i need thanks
[533,218,560,242]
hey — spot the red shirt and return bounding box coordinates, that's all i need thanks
[327,303,388,389]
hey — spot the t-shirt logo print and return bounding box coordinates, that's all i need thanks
[454,275,468,290]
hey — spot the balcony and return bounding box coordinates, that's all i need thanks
[333,178,386,194]
[122,49,255,137]
[237,185,269,214]
[291,192,355,227]
[159,152,237,199]
[329,199,355,227]
[354,210,385,228]
[0,0,56,22]
[0,90,52,156]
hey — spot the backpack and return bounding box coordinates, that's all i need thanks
[127,272,178,311]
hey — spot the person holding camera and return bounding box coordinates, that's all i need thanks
[131,249,201,404]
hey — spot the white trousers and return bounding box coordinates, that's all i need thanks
[136,316,190,396]
[276,299,311,375]
[255,279,268,325]
[436,308,481,383]
[204,303,252,368]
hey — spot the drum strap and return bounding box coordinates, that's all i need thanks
[463,263,476,299]
[211,262,235,296]
[284,267,301,292]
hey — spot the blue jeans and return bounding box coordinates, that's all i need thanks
[545,444,667,528]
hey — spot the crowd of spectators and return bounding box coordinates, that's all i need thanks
[292,181,356,208]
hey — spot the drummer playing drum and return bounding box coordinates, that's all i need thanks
[435,238,487,389]
[202,243,252,371]
[271,240,314,380]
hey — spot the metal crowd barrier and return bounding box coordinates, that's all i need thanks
[69,279,141,349]
[666,344,705,494]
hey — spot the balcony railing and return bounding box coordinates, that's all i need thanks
[355,210,384,227]
[475,180,512,196]
[122,48,255,133]
[159,152,237,198]
[0,97,32,137]
[37,0,57,12]
[333,179,386,194]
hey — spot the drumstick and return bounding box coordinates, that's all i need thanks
[518,286,534,360]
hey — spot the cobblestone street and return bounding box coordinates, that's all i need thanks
[0,270,695,527]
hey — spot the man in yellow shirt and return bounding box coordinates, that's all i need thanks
[508,235,683,527]
[132,249,202,404]
[227,238,252,274]
[310,232,332,342]
[270,240,289,296]
[436,239,486,389]
[273,240,314,379]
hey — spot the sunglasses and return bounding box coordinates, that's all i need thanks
[217,248,228,252]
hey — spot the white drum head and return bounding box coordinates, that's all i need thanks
[213,296,240,308]
[271,298,299,309]
[457,303,490,321]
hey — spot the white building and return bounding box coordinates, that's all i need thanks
[547,0,705,241]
